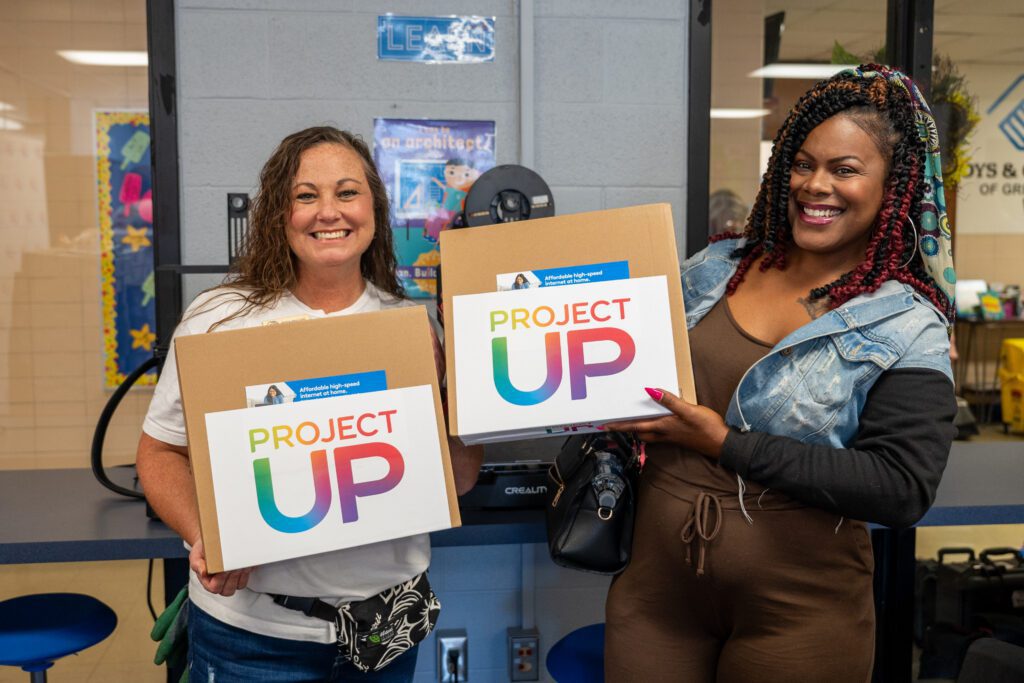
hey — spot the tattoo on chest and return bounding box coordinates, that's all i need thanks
[797,295,830,319]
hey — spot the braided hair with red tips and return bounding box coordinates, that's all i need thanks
[714,65,950,318]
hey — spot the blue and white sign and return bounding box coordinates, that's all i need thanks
[496,261,631,291]
[245,371,388,407]
[989,75,1024,151]
[378,15,495,63]
[957,69,1024,235]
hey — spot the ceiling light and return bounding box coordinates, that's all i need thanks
[57,50,148,67]
[711,108,771,119]
[0,117,24,131]
[749,63,857,80]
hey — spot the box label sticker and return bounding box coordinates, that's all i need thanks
[206,385,450,570]
[496,260,629,291]
[245,371,388,407]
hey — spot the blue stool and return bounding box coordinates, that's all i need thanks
[546,623,604,683]
[0,593,117,682]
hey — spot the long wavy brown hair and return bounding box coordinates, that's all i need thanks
[197,126,404,329]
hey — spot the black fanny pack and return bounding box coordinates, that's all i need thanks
[271,571,439,672]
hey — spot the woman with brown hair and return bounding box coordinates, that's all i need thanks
[604,66,957,681]
[138,126,481,681]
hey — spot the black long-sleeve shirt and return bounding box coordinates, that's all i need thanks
[719,368,957,528]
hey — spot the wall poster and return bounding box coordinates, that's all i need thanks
[96,110,156,388]
[373,118,496,298]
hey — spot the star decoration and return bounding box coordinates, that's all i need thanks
[122,225,151,252]
[130,323,156,351]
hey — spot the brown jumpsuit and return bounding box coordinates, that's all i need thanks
[605,299,875,683]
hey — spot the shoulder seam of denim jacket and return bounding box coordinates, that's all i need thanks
[696,236,746,259]
[836,282,915,326]
[889,312,954,380]
[908,290,953,329]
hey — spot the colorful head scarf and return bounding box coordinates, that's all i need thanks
[842,65,957,319]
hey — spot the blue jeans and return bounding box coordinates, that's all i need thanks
[188,602,419,682]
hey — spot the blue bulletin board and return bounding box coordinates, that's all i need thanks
[96,111,156,388]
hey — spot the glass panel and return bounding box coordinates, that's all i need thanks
[708,0,887,238]
[0,0,150,469]
[935,0,1024,427]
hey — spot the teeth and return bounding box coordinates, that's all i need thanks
[803,206,842,218]
[314,230,351,239]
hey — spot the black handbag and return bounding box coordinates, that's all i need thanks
[544,431,641,575]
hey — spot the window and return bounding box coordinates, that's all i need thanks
[0,0,152,469]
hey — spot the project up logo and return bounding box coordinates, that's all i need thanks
[249,410,404,533]
[488,298,636,406]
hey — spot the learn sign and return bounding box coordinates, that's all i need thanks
[377,15,495,63]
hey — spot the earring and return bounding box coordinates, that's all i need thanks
[899,216,919,269]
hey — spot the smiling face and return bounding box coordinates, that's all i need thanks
[286,143,376,284]
[444,163,479,191]
[787,114,888,266]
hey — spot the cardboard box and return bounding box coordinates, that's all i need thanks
[440,203,695,444]
[175,306,460,573]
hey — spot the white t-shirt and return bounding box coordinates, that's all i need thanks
[143,282,432,643]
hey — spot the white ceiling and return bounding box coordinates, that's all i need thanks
[763,0,1024,66]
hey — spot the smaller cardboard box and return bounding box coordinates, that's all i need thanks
[440,203,695,444]
[175,306,460,573]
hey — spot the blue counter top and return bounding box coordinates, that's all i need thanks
[0,439,1020,564]
[0,467,547,564]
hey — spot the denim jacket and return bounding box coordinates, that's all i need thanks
[681,238,953,450]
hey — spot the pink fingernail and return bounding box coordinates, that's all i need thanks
[645,387,663,401]
[595,425,605,430]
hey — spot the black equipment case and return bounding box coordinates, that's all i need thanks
[916,547,1024,678]
[917,547,1024,633]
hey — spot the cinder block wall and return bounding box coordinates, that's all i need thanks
[174,2,687,679]
[175,0,689,270]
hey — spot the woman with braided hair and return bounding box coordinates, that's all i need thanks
[603,66,957,681]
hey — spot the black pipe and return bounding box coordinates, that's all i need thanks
[90,355,163,499]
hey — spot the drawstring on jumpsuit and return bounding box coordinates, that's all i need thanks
[680,491,723,576]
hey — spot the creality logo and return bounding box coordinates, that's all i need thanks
[247,410,404,533]
[488,298,636,406]
[989,74,1024,151]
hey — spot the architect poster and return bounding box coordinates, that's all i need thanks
[373,118,496,298]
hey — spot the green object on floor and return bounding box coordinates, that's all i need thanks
[150,586,189,683]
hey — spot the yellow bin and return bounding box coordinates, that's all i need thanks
[999,338,1024,432]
